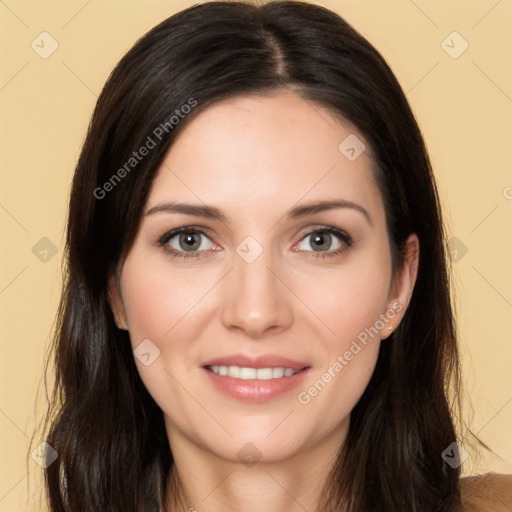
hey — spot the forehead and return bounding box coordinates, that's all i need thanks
[147,91,384,226]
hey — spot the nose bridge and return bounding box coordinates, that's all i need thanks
[220,239,293,336]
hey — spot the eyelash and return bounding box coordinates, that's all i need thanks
[157,226,353,261]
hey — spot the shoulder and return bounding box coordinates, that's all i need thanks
[459,473,512,511]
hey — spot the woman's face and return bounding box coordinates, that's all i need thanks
[110,91,417,464]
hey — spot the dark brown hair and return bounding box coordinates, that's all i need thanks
[34,1,463,510]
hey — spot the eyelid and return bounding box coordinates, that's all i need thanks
[157,225,214,245]
[296,224,352,242]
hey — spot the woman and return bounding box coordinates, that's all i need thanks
[37,1,511,511]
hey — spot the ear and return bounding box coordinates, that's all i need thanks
[107,274,128,331]
[380,233,419,340]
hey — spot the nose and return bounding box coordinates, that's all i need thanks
[220,248,294,338]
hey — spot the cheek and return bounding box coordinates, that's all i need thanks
[295,278,385,433]
[120,257,214,344]
[300,251,392,346]
[118,259,206,419]
[292,250,391,415]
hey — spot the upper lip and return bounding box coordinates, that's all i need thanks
[202,354,310,370]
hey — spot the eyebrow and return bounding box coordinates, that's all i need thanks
[146,199,372,226]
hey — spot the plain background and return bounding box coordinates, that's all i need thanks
[0,0,510,510]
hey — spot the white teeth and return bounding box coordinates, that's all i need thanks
[228,365,239,378]
[257,368,274,380]
[272,367,284,378]
[209,365,300,380]
[239,367,256,379]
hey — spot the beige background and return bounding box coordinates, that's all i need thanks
[0,0,510,510]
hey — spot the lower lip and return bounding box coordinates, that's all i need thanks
[202,367,311,402]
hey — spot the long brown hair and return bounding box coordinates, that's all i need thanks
[34,1,463,510]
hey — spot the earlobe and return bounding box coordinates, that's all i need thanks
[107,275,128,331]
[380,234,420,339]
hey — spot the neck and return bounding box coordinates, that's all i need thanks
[164,421,348,512]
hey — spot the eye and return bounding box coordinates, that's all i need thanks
[295,227,352,258]
[157,225,353,260]
[158,227,217,259]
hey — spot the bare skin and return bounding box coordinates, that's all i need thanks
[109,91,419,512]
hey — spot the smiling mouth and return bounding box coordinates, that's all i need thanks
[204,365,308,380]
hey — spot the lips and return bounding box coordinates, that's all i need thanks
[201,353,311,402]
[201,354,309,370]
